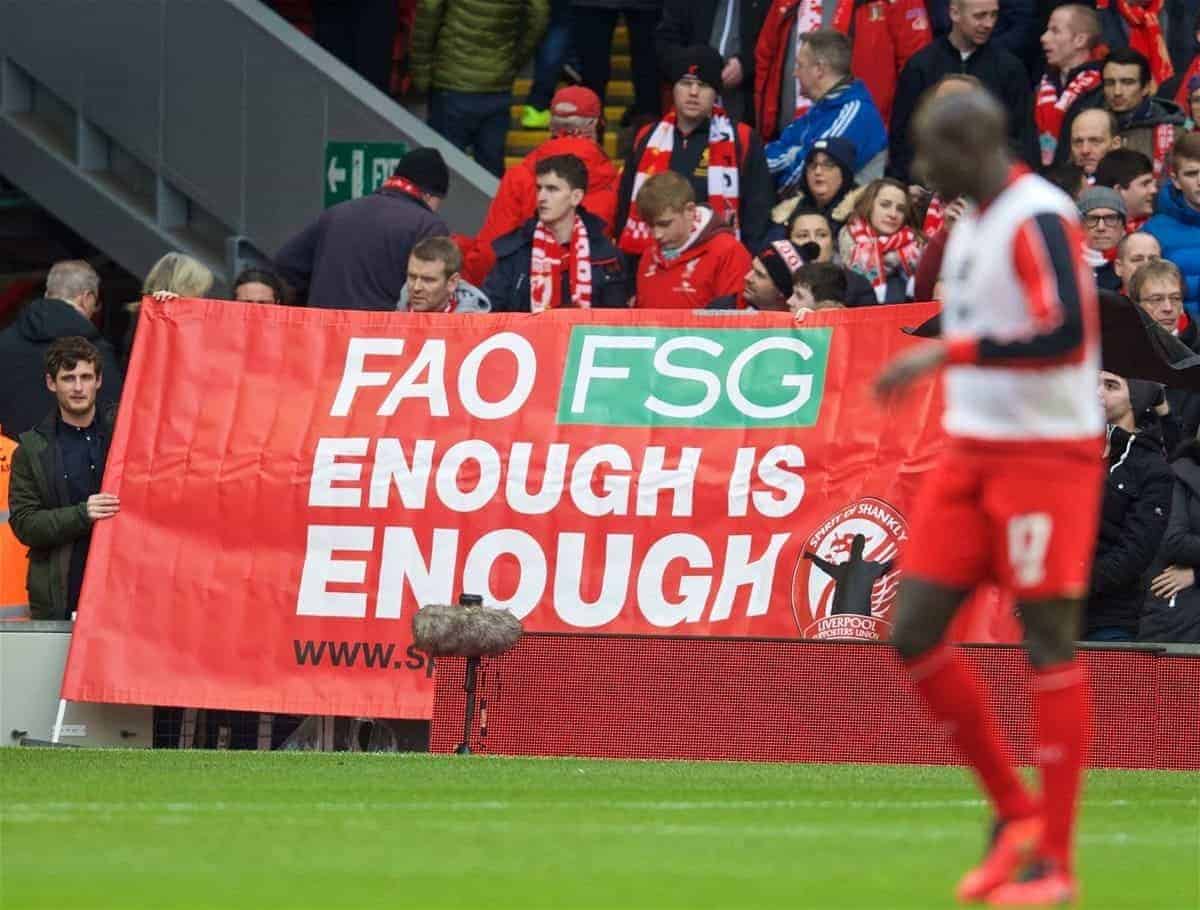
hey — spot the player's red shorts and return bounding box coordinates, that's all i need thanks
[903,437,1105,600]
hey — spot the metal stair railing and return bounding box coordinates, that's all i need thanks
[0,0,497,289]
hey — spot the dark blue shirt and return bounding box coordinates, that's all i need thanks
[56,415,102,614]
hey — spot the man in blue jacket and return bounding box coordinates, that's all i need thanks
[764,30,887,197]
[1146,134,1200,315]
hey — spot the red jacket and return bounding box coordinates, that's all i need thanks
[834,0,931,126]
[635,208,752,309]
[754,0,930,139]
[462,136,619,285]
[754,0,801,142]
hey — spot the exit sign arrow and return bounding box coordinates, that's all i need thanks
[324,141,408,207]
[327,156,347,194]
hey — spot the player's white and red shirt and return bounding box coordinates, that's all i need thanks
[939,166,1102,443]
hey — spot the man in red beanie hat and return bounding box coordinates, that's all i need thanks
[460,85,620,286]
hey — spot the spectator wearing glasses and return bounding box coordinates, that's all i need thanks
[1078,186,1126,292]
[768,136,858,236]
[1130,259,1200,454]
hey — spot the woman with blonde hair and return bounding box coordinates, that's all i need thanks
[122,251,215,365]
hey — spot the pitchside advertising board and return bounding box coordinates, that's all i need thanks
[62,301,944,719]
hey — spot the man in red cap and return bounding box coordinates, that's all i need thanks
[461,86,620,286]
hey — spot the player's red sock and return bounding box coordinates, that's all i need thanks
[906,645,1038,821]
[1032,660,1090,874]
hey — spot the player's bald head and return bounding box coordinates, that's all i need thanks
[913,89,1009,199]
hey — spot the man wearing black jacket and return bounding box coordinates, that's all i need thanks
[484,154,629,311]
[655,0,767,124]
[0,260,123,439]
[887,0,1035,183]
[1086,371,1174,642]
[275,148,450,310]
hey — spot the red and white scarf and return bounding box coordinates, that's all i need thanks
[844,216,923,301]
[922,194,946,237]
[530,215,592,312]
[1083,244,1119,268]
[382,175,425,201]
[1097,0,1173,85]
[1035,67,1103,165]
[618,108,740,256]
[1151,122,1176,180]
[792,0,825,121]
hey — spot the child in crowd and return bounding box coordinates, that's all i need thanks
[789,261,848,321]
[632,171,752,309]
[837,178,923,303]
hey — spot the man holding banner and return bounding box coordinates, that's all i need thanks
[876,89,1102,907]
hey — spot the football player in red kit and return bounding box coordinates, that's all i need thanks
[876,90,1103,907]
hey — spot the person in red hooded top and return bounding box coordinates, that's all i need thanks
[461,86,620,285]
[632,171,752,308]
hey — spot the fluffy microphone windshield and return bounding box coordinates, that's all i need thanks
[412,603,523,657]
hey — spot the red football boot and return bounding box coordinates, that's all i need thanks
[985,860,1076,906]
[956,815,1044,903]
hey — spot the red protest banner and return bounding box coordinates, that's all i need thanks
[62,299,944,719]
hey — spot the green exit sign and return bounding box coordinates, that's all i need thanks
[324,141,409,207]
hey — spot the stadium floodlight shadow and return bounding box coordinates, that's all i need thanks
[412,594,523,755]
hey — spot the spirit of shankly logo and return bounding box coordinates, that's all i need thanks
[791,497,908,641]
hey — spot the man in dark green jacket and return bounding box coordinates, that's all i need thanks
[8,337,119,621]
[411,0,550,176]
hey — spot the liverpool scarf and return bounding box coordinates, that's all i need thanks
[530,215,592,312]
[1035,67,1103,165]
[618,108,740,256]
[1097,0,1173,85]
[381,176,426,202]
[844,216,922,301]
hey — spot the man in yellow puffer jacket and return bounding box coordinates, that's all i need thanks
[411,0,551,176]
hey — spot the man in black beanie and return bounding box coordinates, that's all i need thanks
[614,44,774,258]
[276,147,451,310]
[738,239,811,310]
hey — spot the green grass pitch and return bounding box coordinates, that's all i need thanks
[1,750,1196,909]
